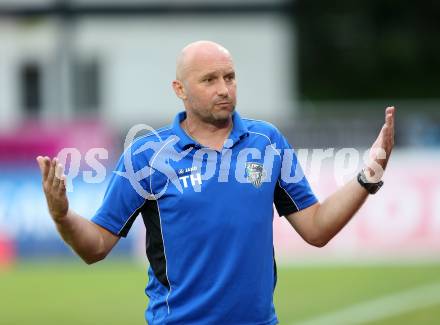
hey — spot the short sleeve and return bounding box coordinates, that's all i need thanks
[274,132,318,217]
[91,149,150,237]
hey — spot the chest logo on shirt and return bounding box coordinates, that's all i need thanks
[245,162,267,188]
[178,166,203,190]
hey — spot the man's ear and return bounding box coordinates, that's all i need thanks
[172,80,187,100]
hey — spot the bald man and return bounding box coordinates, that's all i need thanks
[36,41,395,324]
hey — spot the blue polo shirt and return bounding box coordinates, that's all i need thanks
[92,111,317,325]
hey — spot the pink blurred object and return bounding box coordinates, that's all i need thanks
[0,232,15,269]
[273,155,440,263]
[0,119,117,165]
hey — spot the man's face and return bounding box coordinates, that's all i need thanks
[181,54,237,124]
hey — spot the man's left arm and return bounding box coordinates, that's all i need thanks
[285,106,395,247]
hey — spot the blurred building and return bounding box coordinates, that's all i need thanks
[0,0,296,133]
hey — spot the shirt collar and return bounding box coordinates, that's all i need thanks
[227,110,249,148]
[172,110,249,150]
[172,111,197,150]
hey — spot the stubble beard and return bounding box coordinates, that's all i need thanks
[189,101,235,128]
[206,103,235,127]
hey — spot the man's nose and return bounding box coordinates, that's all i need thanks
[216,79,229,97]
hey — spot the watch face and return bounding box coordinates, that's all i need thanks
[358,171,383,194]
[360,173,369,184]
[368,180,383,194]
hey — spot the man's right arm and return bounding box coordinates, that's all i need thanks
[37,156,119,264]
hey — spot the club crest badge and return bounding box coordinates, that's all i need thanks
[245,162,267,188]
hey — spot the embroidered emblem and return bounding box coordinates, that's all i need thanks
[245,162,266,188]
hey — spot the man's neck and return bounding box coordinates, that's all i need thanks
[182,113,233,151]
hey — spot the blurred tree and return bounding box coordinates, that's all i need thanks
[295,0,440,100]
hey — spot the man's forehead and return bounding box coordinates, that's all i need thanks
[188,49,233,68]
[189,57,234,75]
[176,41,234,80]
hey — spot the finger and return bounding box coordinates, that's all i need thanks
[385,106,395,115]
[385,115,394,134]
[43,158,51,181]
[381,124,391,145]
[36,156,45,177]
[386,113,392,127]
[381,128,393,155]
[386,107,395,141]
[53,163,63,189]
[385,106,395,127]
[390,107,395,137]
[55,162,64,179]
[36,156,51,180]
[46,158,57,187]
[378,123,387,141]
[382,107,394,135]
[58,174,67,193]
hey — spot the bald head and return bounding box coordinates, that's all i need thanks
[176,41,233,81]
[172,40,237,123]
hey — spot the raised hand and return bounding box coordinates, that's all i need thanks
[366,106,395,181]
[36,156,69,222]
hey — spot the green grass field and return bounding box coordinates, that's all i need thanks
[1,260,440,324]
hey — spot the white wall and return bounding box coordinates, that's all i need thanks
[0,13,296,130]
[0,19,58,131]
[74,14,295,128]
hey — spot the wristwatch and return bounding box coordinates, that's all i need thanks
[357,169,384,194]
